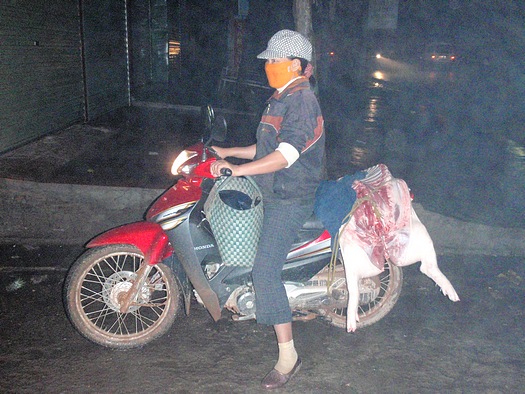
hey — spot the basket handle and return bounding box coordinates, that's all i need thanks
[216,175,262,194]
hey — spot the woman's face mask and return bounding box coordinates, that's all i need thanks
[264,60,298,89]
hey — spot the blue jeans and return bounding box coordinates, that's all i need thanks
[251,198,314,325]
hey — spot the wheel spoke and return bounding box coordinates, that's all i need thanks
[86,264,108,285]
[106,255,122,275]
[107,312,125,335]
[132,308,159,327]
[80,290,104,309]
[89,304,114,326]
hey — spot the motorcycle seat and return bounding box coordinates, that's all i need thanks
[293,213,326,246]
[301,213,325,230]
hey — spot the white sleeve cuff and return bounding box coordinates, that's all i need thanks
[276,142,300,168]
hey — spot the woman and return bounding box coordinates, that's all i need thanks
[211,29,325,389]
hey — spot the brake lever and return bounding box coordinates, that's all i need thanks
[207,146,219,157]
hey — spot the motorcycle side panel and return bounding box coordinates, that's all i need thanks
[168,218,222,321]
[168,221,222,314]
[86,222,173,266]
[147,180,202,220]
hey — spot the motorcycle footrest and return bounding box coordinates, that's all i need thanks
[232,313,256,321]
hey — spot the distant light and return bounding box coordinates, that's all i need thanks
[373,71,384,80]
[169,40,181,60]
[329,51,335,56]
[376,53,382,59]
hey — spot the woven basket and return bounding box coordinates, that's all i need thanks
[204,176,263,267]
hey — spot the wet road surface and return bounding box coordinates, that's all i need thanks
[322,67,525,230]
[1,245,524,393]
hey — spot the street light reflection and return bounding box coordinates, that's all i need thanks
[508,140,525,159]
[366,98,378,120]
[350,146,369,167]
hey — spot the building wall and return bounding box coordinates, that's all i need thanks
[128,0,154,91]
[80,0,130,120]
[0,0,131,153]
[0,1,84,152]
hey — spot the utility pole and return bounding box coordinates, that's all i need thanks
[293,0,313,42]
[293,0,314,60]
[293,0,317,91]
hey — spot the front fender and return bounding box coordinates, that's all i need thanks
[87,222,173,265]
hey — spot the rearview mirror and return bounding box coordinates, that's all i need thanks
[202,105,215,131]
[211,116,227,143]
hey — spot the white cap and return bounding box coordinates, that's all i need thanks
[257,29,312,62]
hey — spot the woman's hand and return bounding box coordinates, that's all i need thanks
[210,160,238,177]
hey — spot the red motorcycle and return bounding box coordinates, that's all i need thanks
[64,106,403,349]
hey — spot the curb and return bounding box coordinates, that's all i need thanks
[0,178,163,245]
[1,178,524,257]
[413,203,525,257]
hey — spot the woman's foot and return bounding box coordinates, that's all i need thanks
[261,357,302,389]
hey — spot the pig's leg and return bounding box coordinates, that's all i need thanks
[340,241,382,332]
[397,209,460,302]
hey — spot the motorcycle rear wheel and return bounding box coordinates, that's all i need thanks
[64,245,180,349]
[322,260,403,330]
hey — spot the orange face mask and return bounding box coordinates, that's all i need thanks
[264,60,298,89]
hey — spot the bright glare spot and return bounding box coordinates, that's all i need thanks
[376,53,382,59]
[373,71,384,80]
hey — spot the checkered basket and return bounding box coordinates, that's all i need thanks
[204,176,263,267]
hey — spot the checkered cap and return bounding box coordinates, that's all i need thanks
[257,29,312,61]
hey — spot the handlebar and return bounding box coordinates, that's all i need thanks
[220,168,232,177]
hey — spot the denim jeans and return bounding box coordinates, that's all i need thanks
[251,198,314,325]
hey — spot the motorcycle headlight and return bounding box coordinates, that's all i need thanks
[171,150,198,175]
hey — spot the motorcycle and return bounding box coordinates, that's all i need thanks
[64,106,403,349]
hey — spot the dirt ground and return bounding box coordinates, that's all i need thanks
[0,244,523,394]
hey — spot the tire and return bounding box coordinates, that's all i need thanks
[64,245,180,349]
[321,259,403,330]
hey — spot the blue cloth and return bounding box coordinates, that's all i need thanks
[314,171,366,237]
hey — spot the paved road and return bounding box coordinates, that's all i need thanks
[1,244,524,393]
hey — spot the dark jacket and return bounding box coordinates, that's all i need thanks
[253,77,325,203]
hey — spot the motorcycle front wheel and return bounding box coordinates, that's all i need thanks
[321,259,403,330]
[64,245,180,349]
